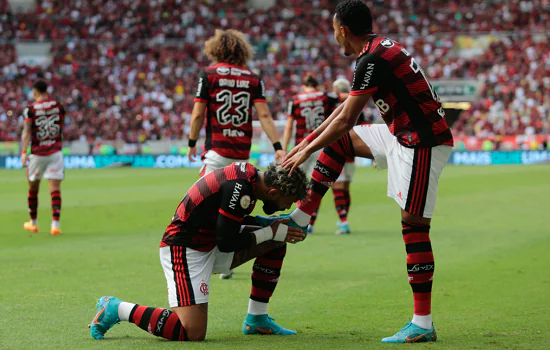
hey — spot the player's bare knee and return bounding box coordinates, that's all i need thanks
[29,181,40,192]
[401,210,431,226]
[185,326,207,341]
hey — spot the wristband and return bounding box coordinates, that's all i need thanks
[253,226,273,244]
[305,132,318,143]
[188,139,197,147]
[273,224,288,242]
[273,141,282,151]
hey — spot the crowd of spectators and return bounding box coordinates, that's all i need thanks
[0,0,548,144]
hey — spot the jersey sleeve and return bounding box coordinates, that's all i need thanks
[23,107,33,123]
[286,100,295,119]
[253,79,267,103]
[194,69,209,103]
[350,53,387,96]
[216,179,256,252]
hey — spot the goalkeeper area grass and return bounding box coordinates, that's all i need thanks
[0,165,548,349]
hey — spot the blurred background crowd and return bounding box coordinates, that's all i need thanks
[1,0,549,149]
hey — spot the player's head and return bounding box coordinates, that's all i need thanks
[332,78,351,93]
[203,29,254,67]
[32,80,48,101]
[333,0,373,56]
[260,162,309,215]
[302,74,319,92]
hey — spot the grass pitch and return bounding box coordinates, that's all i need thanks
[0,165,549,349]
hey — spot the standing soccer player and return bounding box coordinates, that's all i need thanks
[90,162,309,341]
[187,30,285,280]
[282,74,345,233]
[283,0,453,343]
[187,29,285,175]
[330,78,367,235]
[21,80,65,235]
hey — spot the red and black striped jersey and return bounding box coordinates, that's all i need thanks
[350,36,454,148]
[194,63,267,159]
[23,99,65,155]
[287,91,339,144]
[161,162,258,252]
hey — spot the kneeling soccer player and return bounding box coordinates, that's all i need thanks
[89,162,308,341]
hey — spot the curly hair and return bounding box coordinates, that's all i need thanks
[203,29,254,67]
[335,0,373,36]
[264,162,309,200]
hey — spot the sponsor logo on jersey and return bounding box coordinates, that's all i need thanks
[230,68,251,76]
[360,63,375,90]
[229,182,243,210]
[223,129,246,137]
[381,39,394,48]
[196,77,203,97]
[240,195,251,209]
[217,67,230,75]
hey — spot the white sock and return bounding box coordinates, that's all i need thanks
[51,220,60,229]
[247,299,268,315]
[31,219,38,226]
[118,302,136,322]
[411,314,432,329]
[290,208,311,227]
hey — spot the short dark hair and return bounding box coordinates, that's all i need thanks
[335,0,373,36]
[264,162,309,201]
[32,80,48,93]
[303,74,319,88]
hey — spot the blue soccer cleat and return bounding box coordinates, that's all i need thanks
[381,322,437,343]
[89,296,122,340]
[243,314,297,335]
[335,221,351,235]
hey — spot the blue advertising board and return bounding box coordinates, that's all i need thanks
[1,151,549,169]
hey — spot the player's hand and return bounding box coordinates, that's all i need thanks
[274,149,286,162]
[188,146,197,162]
[269,218,305,244]
[281,147,312,175]
[284,140,308,161]
[21,154,28,167]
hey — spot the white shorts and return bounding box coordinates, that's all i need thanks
[353,124,452,218]
[301,149,322,178]
[27,151,64,182]
[160,245,234,307]
[200,150,247,176]
[336,162,356,183]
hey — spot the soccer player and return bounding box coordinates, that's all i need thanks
[90,162,309,341]
[282,74,345,233]
[331,78,367,235]
[187,29,285,279]
[282,0,453,343]
[187,29,285,175]
[20,80,65,235]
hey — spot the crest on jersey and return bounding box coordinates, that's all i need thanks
[381,39,394,48]
[217,67,230,75]
[240,195,251,209]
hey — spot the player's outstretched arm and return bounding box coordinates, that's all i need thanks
[284,100,347,161]
[187,102,206,162]
[282,94,371,174]
[255,101,285,161]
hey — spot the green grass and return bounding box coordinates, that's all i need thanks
[0,165,549,349]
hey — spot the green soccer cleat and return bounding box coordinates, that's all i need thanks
[89,296,122,340]
[243,314,297,335]
[255,215,287,227]
[381,322,437,343]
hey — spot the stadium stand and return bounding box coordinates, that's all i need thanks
[0,0,548,147]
